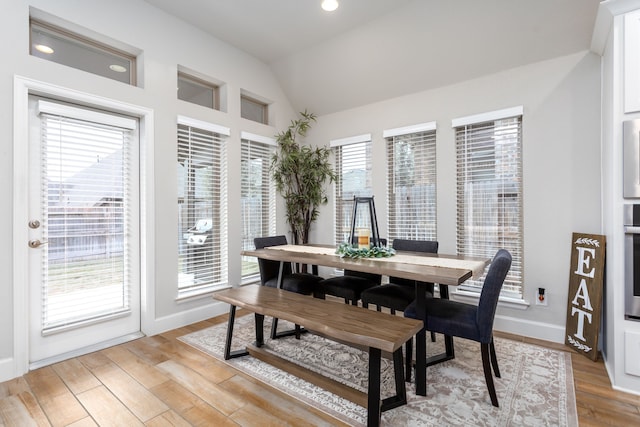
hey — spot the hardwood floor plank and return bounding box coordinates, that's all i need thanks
[84,356,168,422]
[76,386,144,427]
[25,367,88,426]
[15,391,52,427]
[220,374,349,427]
[150,380,203,414]
[145,410,192,427]
[0,377,30,398]
[64,416,98,427]
[51,359,101,395]
[0,394,39,427]
[156,360,245,416]
[101,345,170,389]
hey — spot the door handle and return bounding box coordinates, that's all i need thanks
[28,240,48,248]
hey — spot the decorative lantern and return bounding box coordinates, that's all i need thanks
[348,196,382,248]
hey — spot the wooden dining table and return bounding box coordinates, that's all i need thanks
[241,244,490,397]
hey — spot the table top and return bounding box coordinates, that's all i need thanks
[214,284,423,353]
[241,244,489,286]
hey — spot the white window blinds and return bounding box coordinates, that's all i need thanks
[331,136,373,245]
[38,101,137,332]
[177,122,228,295]
[241,135,276,281]
[454,114,523,298]
[386,128,437,243]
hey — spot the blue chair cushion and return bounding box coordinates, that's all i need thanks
[405,298,481,342]
[317,275,379,300]
[264,272,323,295]
[361,284,419,312]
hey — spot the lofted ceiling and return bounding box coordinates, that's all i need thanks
[144,0,602,116]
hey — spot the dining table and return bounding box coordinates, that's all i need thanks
[241,243,490,397]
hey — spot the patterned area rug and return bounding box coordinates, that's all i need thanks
[179,315,578,426]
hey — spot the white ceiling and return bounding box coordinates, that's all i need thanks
[144,0,602,116]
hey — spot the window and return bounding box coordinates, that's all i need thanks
[177,71,219,110]
[30,19,136,85]
[241,94,268,124]
[331,135,373,245]
[385,123,437,243]
[453,107,523,299]
[177,118,229,297]
[240,133,276,282]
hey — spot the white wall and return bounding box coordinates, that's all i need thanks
[307,51,602,342]
[1,0,295,381]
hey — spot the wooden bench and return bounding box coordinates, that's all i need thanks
[214,284,423,427]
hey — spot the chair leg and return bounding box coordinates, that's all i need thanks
[430,331,436,342]
[363,302,369,309]
[481,343,499,407]
[405,338,413,382]
[376,305,382,312]
[390,308,396,315]
[490,338,500,378]
[350,298,358,306]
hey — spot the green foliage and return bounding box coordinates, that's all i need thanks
[335,242,396,259]
[271,111,336,244]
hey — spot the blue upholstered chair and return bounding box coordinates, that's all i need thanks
[405,249,512,407]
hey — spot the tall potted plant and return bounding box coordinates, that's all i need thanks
[271,111,336,245]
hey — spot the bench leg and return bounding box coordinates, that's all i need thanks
[255,313,264,347]
[381,347,408,412]
[367,347,382,427]
[224,305,248,360]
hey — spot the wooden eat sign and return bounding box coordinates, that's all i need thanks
[565,232,606,361]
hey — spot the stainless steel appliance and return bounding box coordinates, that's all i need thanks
[624,119,640,198]
[624,205,640,320]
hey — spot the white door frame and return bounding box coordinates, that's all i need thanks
[12,76,155,376]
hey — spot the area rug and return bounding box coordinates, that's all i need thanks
[179,315,578,426]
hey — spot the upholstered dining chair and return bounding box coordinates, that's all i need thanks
[253,235,323,294]
[404,248,512,407]
[254,235,323,339]
[313,238,386,305]
[360,239,439,315]
[360,239,439,380]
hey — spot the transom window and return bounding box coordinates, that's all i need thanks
[240,94,269,124]
[454,107,524,299]
[177,71,220,110]
[30,19,136,85]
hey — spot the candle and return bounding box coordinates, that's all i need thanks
[358,228,370,249]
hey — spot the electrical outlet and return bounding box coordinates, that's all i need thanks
[536,287,547,306]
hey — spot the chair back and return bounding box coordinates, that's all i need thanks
[390,239,439,288]
[477,249,512,342]
[253,235,292,284]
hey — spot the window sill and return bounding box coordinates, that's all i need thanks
[451,289,530,310]
[176,284,230,303]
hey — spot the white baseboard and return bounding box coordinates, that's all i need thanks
[493,314,566,343]
[0,357,18,383]
[144,300,229,336]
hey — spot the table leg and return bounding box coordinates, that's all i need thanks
[415,282,427,396]
[367,347,382,427]
[381,347,408,411]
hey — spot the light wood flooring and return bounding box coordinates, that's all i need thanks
[1,311,639,426]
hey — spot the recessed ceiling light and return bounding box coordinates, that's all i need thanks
[109,64,127,73]
[321,0,339,12]
[35,44,54,54]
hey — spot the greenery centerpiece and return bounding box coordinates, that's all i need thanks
[335,242,396,258]
[271,111,336,245]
